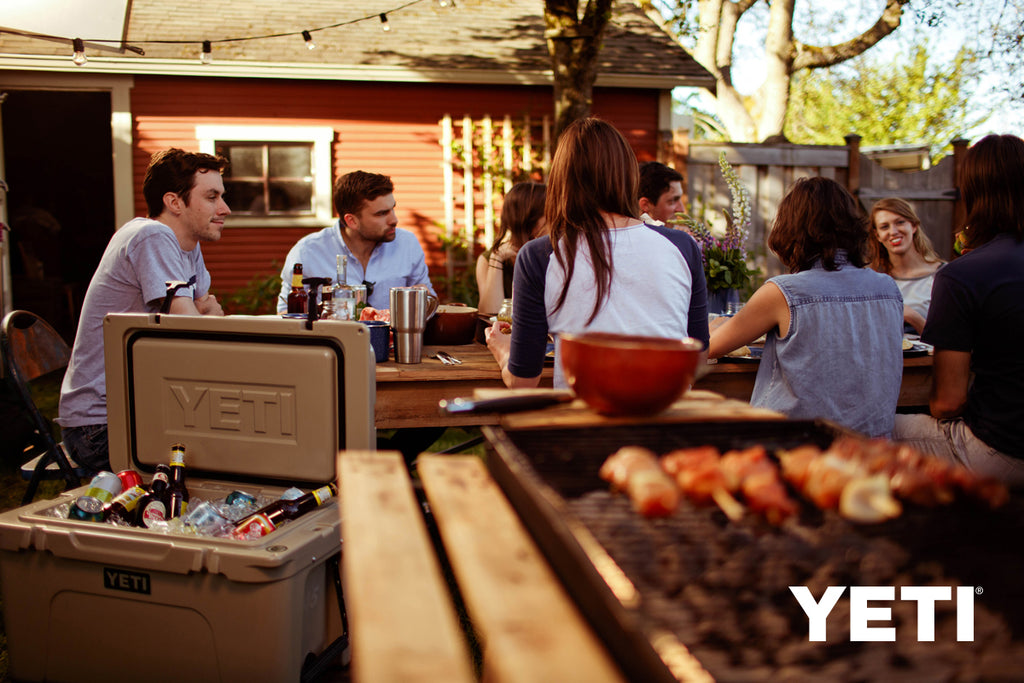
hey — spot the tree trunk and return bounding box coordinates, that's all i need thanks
[757,0,796,141]
[544,0,614,143]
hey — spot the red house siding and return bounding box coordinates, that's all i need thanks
[129,76,661,297]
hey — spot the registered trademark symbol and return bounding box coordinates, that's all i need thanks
[976,586,984,595]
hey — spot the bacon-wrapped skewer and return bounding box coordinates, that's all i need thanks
[812,436,1008,510]
[599,446,680,518]
[661,447,744,521]
[776,442,902,523]
[719,446,799,525]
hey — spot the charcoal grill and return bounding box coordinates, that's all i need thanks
[482,420,1024,682]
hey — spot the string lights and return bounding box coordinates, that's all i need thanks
[71,38,87,66]
[26,0,456,66]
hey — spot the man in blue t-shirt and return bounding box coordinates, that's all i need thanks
[58,149,231,474]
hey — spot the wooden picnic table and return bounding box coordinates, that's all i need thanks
[373,343,554,429]
[373,343,934,429]
[695,353,934,408]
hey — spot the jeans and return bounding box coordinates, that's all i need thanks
[61,424,111,476]
[893,414,1024,487]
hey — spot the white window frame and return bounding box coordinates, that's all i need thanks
[196,124,334,228]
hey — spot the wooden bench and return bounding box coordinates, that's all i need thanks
[338,451,475,683]
[338,450,624,683]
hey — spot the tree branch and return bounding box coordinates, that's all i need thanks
[792,0,910,71]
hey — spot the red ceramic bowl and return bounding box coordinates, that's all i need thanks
[559,332,705,416]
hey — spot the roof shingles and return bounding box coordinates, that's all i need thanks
[0,0,712,86]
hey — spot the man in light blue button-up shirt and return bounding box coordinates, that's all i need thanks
[277,171,435,313]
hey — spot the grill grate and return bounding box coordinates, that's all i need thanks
[486,421,1024,682]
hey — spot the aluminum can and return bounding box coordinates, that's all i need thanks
[116,469,143,491]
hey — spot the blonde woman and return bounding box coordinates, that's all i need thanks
[869,197,944,334]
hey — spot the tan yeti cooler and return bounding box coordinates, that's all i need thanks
[0,313,375,682]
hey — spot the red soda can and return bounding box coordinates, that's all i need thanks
[116,470,143,491]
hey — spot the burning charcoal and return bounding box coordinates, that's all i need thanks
[848,642,899,680]
[775,640,828,666]
[775,665,839,683]
[756,556,798,594]
[978,642,1024,682]
[858,550,900,584]
[752,604,790,643]
[911,560,945,584]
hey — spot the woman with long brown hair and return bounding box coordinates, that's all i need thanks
[485,117,709,388]
[709,176,904,437]
[475,181,547,316]
[869,197,944,334]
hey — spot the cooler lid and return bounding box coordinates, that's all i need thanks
[104,314,375,488]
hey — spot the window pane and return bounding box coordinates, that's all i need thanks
[269,181,314,213]
[221,145,264,177]
[224,180,265,213]
[269,145,312,178]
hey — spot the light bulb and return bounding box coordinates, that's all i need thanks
[302,30,317,50]
[434,0,456,8]
[379,13,391,32]
[72,38,87,66]
[200,40,212,65]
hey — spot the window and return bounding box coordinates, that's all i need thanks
[196,125,334,227]
[217,142,314,216]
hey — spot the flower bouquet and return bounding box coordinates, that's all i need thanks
[673,152,755,311]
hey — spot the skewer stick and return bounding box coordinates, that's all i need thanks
[710,487,744,521]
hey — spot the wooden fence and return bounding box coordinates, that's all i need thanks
[440,120,966,290]
[680,134,966,279]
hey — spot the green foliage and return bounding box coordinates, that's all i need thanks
[217,265,282,316]
[785,40,989,160]
[701,245,757,293]
[674,153,757,294]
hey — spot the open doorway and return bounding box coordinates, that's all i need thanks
[2,89,115,343]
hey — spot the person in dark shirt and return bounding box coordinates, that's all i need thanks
[893,134,1024,486]
[638,161,684,225]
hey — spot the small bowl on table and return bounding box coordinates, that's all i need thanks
[559,332,705,416]
[424,303,479,346]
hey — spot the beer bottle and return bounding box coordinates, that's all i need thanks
[103,485,147,525]
[135,464,171,528]
[167,443,190,519]
[231,483,337,540]
[287,263,308,314]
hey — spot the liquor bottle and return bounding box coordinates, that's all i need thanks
[103,485,147,525]
[287,263,308,314]
[336,254,348,289]
[135,464,171,528]
[68,471,123,522]
[231,483,337,540]
[167,443,190,519]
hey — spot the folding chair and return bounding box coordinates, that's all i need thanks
[1,310,85,504]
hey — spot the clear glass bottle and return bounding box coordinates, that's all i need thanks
[496,298,513,333]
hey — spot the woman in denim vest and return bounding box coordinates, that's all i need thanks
[709,177,904,437]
